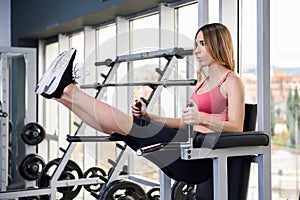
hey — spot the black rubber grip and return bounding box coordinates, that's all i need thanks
[136,143,165,156]
[135,101,142,110]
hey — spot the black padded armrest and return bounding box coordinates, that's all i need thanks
[193,131,269,149]
[66,133,123,142]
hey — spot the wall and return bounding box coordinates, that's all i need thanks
[0,0,11,46]
[10,0,179,47]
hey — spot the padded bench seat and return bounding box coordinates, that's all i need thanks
[193,131,269,149]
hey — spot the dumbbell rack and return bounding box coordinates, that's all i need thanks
[0,47,37,195]
[0,47,193,199]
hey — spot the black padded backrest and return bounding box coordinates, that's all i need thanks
[192,103,268,149]
[195,104,265,200]
[243,104,257,131]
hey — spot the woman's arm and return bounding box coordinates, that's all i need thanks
[147,114,184,129]
[131,100,185,129]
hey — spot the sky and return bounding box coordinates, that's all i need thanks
[237,0,300,69]
[270,0,300,68]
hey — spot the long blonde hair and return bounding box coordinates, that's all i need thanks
[195,23,235,81]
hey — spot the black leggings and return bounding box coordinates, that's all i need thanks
[112,118,213,184]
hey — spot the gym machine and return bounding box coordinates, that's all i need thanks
[0,47,40,196]
[136,104,270,200]
[0,47,196,199]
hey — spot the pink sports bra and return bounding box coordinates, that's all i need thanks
[190,71,232,120]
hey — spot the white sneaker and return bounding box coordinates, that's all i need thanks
[35,48,77,99]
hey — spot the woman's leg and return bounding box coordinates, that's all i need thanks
[35,48,133,135]
[56,96,114,134]
[55,83,133,135]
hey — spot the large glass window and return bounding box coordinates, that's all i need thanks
[39,42,59,161]
[96,24,116,104]
[239,1,259,199]
[239,1,257,103]
[95,24,117,172]
[176,3,198,115]
[130,14,160,114]
[69,32,85,169]
[70,32,85,84]
[177,3,198,48]
[270,0,300,199]
[240,0,300,199]
[208,0,220,23]
[97,24,116,79]
[128,13,161,183]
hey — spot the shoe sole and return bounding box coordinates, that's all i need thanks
[35,48,76,95]
[35,51,66,95]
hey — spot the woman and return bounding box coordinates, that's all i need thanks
[132,23,245,134]
[35,23,244,185]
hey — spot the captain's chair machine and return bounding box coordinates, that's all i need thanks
[137,104,269,200]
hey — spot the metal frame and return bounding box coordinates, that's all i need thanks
[180,141,270,200]
[0,48,193,199]
[0,47,36,191]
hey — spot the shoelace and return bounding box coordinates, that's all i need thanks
[73,62,84,79]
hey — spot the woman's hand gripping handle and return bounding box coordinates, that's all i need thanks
[186,101,194,146]
[131,97,149,120]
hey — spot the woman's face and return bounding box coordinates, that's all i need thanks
[195,31,214,67]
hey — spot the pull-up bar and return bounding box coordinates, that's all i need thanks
[80,79,197,90]
[94,48,193,66]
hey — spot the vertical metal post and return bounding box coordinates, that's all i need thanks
[159,4,175,200]
[24,49,37,188]
[213,157,228,200]
[0,53,9,191]
[295,106,299,191]
[198,0,209,28]
[159,170,172,199]
[257,0,271,199]
[115,15,132,179]
[83,25,97,200]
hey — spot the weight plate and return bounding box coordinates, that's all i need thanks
[19,154,45,181]
[9,120,13,133]
[83,167,107,192]
[100,179,147,200]
[171,181,196,200]
[147,187,160,200]
[21,122,45,145]
[37,158,83,200]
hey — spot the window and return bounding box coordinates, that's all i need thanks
[240,0,300,199]
[130,14,160,115]
[39,42,59,160]
[176,3,198,115]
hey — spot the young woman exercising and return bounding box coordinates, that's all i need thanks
[35,23,245,185]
